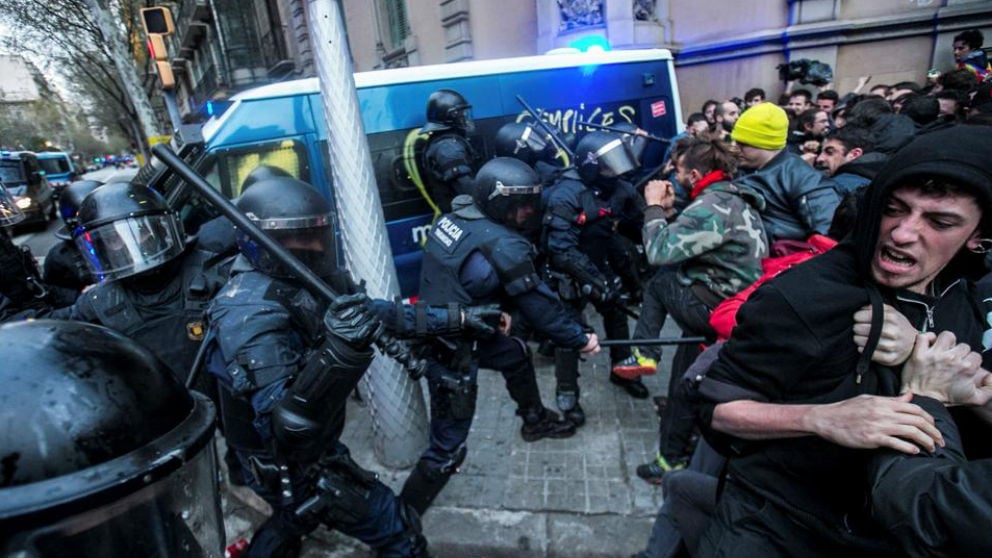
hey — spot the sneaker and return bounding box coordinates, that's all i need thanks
[636,453,686,485]
[611,349,658,380]
[520,407,577,442]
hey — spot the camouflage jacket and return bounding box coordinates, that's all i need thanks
[642,180,768,301]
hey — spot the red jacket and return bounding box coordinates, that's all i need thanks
[709,234,837,341]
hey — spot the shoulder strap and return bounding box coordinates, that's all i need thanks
[855,284,885,389]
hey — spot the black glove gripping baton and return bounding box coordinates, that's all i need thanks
[151,144,427,378]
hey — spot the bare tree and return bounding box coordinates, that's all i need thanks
[1,0,162,157]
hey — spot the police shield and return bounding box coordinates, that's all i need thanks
[0,320,223,557]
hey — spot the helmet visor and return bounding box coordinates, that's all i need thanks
[595,138,639,177]
[270,225,337,278]
[75,214,185,281]
[515,125,548,156]
[0,183,25,226]
[456,107,475,133]
[488,180,542,232]
[622,133,649,166]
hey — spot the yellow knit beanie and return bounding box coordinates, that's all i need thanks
[730,102,789,150]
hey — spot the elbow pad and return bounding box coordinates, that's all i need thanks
[271,339,372,454]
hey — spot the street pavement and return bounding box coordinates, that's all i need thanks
[221,316,684,558]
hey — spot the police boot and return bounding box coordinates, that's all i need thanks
[555,389,585,427]
[400,460,454,516]
[519,405,576,442]
[554,348,584,426]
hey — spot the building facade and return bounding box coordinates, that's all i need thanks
[161,0,992,123]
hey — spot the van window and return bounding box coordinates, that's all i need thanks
[216,140,311,198]
[38,157,72,175]
[0,161,24,184]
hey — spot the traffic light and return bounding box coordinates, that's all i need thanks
[140,7,175,90]
[140,7,175,36]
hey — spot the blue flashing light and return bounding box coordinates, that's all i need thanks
[568,35,611,53]
[205,99,232,118]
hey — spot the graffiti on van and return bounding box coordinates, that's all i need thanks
[515,103,637,136]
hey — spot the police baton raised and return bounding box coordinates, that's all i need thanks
[151,144,427,378]
[515,94,576,161]
[575,120,670,144]
[598,336,706,347]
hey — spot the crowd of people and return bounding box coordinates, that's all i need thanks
[1,27,992,558]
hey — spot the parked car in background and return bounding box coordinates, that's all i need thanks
[0,151,56,227]
[36,151,80,196]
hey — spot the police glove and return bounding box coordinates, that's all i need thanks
[323,293,385,352]
[461,303,503,337]
[584,276,622,304]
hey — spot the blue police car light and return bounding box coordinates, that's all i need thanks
[568,35,611,53]
[205,99,232,118]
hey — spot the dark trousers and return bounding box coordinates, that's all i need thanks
[697,479,901,558]
[240,442,416,558]
[638,439,724,558]
[636,270,715,461]
[421,333,542,472]
[564,296,632,364]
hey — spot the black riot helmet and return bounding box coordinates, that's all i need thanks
[240,164,292,193]
[235,176,336,278]
[56,179,103,240]
[73,182,186,282]
[575,131,639,184]
[0,180,25,227]
[611,122,649,167]
[493,122,552,166]
[0,320,221,557]
[473,157,543,232]
[421,89,475,134]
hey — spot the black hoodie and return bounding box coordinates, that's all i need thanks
[697,125,992,555]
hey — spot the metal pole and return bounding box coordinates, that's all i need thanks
[305,0,428,468]
[598,336,707,347]
[575,120,669,143]
[162,91,183,135]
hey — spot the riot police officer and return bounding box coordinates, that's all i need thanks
[400,157,600,516]
[205,176,498,558]
[50,182,232,384]
[43,179,102,293]
[543,131,648,426]
[0,181,74,319]
[419,88,479,213]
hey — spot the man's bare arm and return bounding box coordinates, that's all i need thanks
[712,394,943,454]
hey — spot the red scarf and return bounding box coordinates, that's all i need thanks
[689,170,730,201]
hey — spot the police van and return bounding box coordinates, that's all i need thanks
[169,49,681,297]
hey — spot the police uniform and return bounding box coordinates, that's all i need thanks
[206,263,435,558]
[543,171,645,403]
[421,131,478,213]
[400,163,589,515]
[52,244,228,384]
